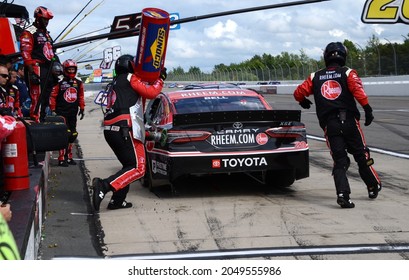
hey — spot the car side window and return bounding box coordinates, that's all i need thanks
[152,101,165,125]
[145,98,160,123]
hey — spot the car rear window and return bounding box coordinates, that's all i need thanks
[174,96,266,114]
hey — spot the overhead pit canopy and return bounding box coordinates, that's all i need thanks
[0,2,29,20]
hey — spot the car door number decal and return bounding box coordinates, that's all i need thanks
[362,0,409,23]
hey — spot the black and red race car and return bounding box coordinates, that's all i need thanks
[143,88,309,192]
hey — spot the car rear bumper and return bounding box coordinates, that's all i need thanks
[148,149,309,182]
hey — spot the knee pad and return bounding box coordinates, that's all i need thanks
[358,157,374,169]
[356,151,374,169]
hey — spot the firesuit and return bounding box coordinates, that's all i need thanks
[20,6,56,122]
[293,42,381,209]
[92,54,166,211]
[49,59,85,166]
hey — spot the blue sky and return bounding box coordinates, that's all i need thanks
[15,0,407,73]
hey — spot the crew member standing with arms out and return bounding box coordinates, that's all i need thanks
[293,42,382,209]
[20,6,56,122]
[49,59,85,167]
[92,55,166,211]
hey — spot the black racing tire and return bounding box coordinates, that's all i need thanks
[44,115,66,124]
[26,120,68,153]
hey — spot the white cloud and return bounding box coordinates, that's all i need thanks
[204,20,238,39]
[329,29,347,38]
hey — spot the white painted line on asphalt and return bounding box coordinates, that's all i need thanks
[70,213,93,216]
[54,243,409,260]
[307,135,409,159]
[105,243,409,260]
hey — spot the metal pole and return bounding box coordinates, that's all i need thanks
[271,64,277,81]
[175,0,330,25]
[54,0,93,42]
[374,44,381,76]
[355,43,367,76]
[294,61,300,80]
[278,64,284,80]
[285,63,292,80]
[384,38,398,75]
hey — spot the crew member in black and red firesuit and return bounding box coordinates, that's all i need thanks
[20,6,58,122]
[293,42,382,209]
[49,59,85,167]
[91,54,166,211]
[0,65,14,116]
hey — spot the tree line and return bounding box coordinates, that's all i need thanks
[167,34,409,81]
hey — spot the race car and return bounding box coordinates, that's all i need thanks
[143,88,309,192]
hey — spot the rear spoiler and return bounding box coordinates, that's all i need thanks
[173,110,301,127]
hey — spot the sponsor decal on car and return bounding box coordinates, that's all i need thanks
[210,133,256,146]
[210,127,267,147]
[212,157,267,168]
[294,141,308,149]
[177,90,248,98]
[210,132,268,146]
[152,159,167,175]
[256,133,268,145]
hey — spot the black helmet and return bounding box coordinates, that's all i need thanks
[323,42,347,67]
[114,55,135,75]
[52,61,63,77]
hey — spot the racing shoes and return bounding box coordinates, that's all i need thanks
[67,158,77,165]
[107,200,133,210]
[368,184,382,199]
[337,193,355,209]
[92,178,110,212]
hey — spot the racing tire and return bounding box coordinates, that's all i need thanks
[25,120,69,153]
[265,170,295,188]
[44,115,66,124]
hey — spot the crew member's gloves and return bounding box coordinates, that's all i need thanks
[160,67,167,81]
[299,98,313,109]
[78,109,85,120]
[363,104,374,126]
